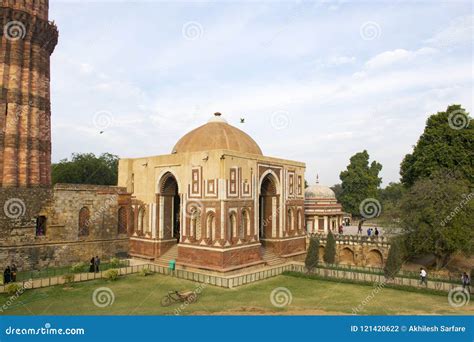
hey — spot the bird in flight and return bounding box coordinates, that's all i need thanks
[240,118,245,123]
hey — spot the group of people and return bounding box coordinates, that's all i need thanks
[3,264,18,284]
[419,267,471,293]
[89,256,101,273]
[356,226,380,237]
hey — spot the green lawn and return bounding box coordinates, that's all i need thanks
[0,274,472,316]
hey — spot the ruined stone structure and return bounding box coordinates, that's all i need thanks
[118,113,307,272]
[0,1,130,271]
[311,233,390,268]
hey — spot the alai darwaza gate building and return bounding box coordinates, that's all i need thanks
[118,113,306,272]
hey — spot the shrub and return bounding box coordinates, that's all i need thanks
[384,239,404,279]
[305,237,319,273]
[323,231,336,264]
[109,257,121,268]
[104,269,119,281]
[70,262,87,274]
[5,283,23,296]
[139,267,153,277]
[63,273,75,285]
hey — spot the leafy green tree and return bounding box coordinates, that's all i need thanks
[339,150,382,217]
[323,231,336,265]
[330,183,343,203]
[384,239,404,279]
[400,105,473,187]
[52,153,119,186]
[400,170,474,269]
[378,182,406,223]
[305,237,319,272]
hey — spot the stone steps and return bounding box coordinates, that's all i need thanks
[155,245,179,267]
[262,250,286,266]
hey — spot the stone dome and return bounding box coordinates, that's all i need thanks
[305,184,336,199]
[172,113,263,155]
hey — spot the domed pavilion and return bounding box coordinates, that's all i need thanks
[304,178,344,234]
[118,113,306,272]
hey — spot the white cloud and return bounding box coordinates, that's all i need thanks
[365,47,437,70]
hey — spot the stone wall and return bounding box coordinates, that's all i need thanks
[0,184,131,270]
[309,233,391,267]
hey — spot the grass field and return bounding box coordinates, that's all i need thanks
[0,273,472,316]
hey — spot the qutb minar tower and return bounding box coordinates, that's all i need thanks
[0,0,58,188]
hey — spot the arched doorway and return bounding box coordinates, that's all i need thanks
[159,173,181,242]
[366,249,383,268]
[259,173,279,240]
[339,247,355,265]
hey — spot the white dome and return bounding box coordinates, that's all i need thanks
[305,184,336,199]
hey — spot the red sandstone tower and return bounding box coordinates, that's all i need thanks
[0,0,58,187]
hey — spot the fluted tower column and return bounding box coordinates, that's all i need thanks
[0,0,58,187]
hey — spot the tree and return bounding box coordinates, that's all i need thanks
[400,170,474,269]
[339,150,382,217]
[400,105,473,187]
[378,182,406,223]
[305,237,319,273]
[323,231,336,264]
[330,184,343,203]
[52,153,119,186]
[384,239,404,279]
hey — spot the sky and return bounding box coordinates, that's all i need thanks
[48,0,473,187]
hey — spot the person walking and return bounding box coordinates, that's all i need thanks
[94,256,101,273]
[357,225,363,235]
[89,257,95,273]
[462,272,471,293]
[10,264,17,282]
[3,266,11,284]
[420,268,428,287]
[374,227,379,237]
[367,228,372,237]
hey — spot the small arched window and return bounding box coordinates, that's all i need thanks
[36,216,47,236]
[287,209,295,231]
[240,209,250,239]
[78,207,90,236]
[207,212,215,241]
[138,206,146,232]
[297,209,302,230]
[229,212,237,241]
[191,207,202,240]
[118,207,127,234]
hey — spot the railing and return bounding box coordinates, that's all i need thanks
[308,233,390,244]
[4,259,130,284]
